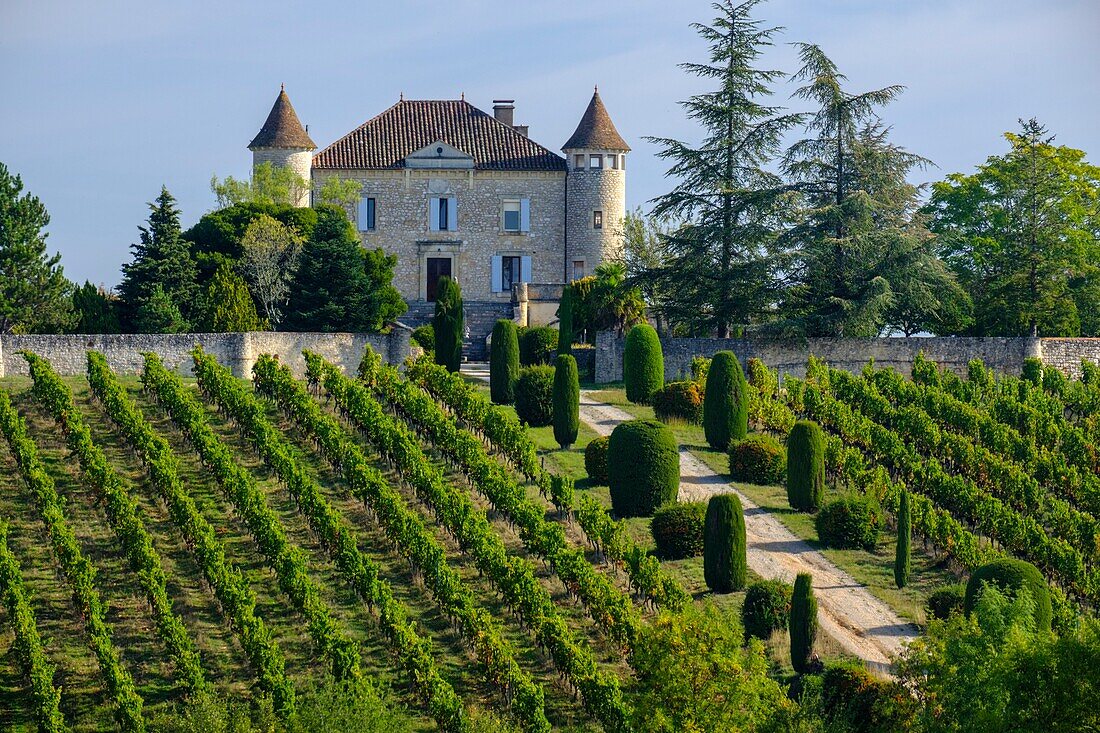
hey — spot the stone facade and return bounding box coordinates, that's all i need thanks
[564,156,626,280]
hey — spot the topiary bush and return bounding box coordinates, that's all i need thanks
[552,354,579,449]
[786,420,825,512]
[607,419,679,517]
[703,493,747,593]
[741,580,792,641]
[703,351,748,449]
[815,495,882,551]
[650,502,706,559]
[789,572,817,674]
[926,584,966,620]
[623,324,663,404]
[489,319,520,405]
[584,436,610,484]
[895,489,911,589]
[432,276,463,372]
[518,326,558,366]
[964,558,1051,631]
[652,381,704,424]
[514,365,554,427]
[728,434,786,485]
[411,324,434,355]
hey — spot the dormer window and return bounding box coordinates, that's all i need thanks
[589,154,603,170]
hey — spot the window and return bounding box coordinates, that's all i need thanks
[429,196,457,231]
[437,197,449,231]
[572,260,585,281]
[502,198,530,233]
[574,154,585,170]
[502,200,521,232]
[357,197,376,232]
[608,154,618,170]
[593,210,603,229]
[501,255,522,292]
[589,154,603,169]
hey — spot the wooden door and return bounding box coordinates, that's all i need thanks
[426,257,452,301]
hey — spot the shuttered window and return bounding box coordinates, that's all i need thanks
[429,196,457,231]
[491,254,533,293]
[502,198,531,233]
[357,197,376,231]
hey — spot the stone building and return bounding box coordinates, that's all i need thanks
[247,86,629,353]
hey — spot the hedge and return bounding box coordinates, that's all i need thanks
[964,558,1051,631]
[585,436,609,485]
[742,580,791,641]
[514,366,555,427]
[623,324,663,404]
[490,320,520,405]
[703,494,747,593]
[552,354,579,449]
[650,502,705,559]
[652,381,703,424]
[815,495,881,551]
[786,420,825,512]
[703,351,748,449]
[728,434,786,485]
[607,419,679,517]
[432,277,463,372]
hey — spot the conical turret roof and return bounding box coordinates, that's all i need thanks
[248,86,316,150]
[562,87,629,152]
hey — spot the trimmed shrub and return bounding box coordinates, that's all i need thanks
[432,276,463,372]
[411,325,434,354]
[742,580,792,641]
[1022,356,1043,385]
[789,572,817,674]
[623,324,663,404]
[650,502,706,559]
[518,326,558,366]
[607,419,679,517]
[728,434,786,485]
[895,490,911,589]
[584,436,609,484]
[926,584,966,620]
[489,320,520,405]
[514,366,554,427]
[964,558,1051,632]
[815,495,882,551]
[703,351,748,449]
[786,420,825,512]
[557,284,574,357]
[552,354,579,449]
[703,494,747,593]
[652,381,704,424]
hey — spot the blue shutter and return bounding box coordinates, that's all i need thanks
[520,256,532,284]
[429,197,439,231]
[447,196,458,231]
[357,197,370,231]
[520,198,530,232]
[491,256,503,293]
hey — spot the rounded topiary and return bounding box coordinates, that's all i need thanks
[703,493,747,593]
[557,285,574,357]
[964,558,1051,631]
[585,436,610,484]
[623,324,664,404]
[432,276,463,372]
[514,366,555,427]
[411,324,435,354]
[895,489,911,589]
[607,419,679,517]
[652,381,704,424]
[742,580,792,641]
[552,354,579,449]
[789,572,817,674]
[650,502,706,559]
[815,495,882,551]
[490,320,520,405]
[703,351,748,449]
[787,420,825,512]
[728,434,786,485]
[519,326,558,366]
[926,584,966,620]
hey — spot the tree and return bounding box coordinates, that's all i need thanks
[618,209,673,334]
[489,319,520,404]
[552,354,579,449]
[238,214,304,328]
[204,263,264,332]
[210,161,309,209]
[136,284,188,333]
[640,0,801,337]
[0,162,74,333]
[894,489,911,589]
[703,493,747,593]
[786,420,825,511]
[432,277,463,372]
[702,351,748,449]
[317,177,362,210]
[789,572,817,673]
[71,281,120,333]
[118,186,199,331]
[926,119,1100,336]
[556,284,574,356]
[572,262,645,340]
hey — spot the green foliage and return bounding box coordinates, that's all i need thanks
[1022,357,1044,384]
[135,284,188,334]
[571,262,645,340]
[741,580,792,641]
[71,281,120,333]
[432,276,463,371]
[815,495,882,551]
[552,354,579,449]
[926,585,966,620]
[965,558,1052,632]
[584,435,610,485]
[411,325,435,354]
[237,213,304,328]
[204,263,265,332]
[623,324,664,404]
[518,325,558,366]
[514,365,554,427]
[489,320,520,404]
[184,202,316,262]
[316,178,363,209]
[703,351,748,448]
[728,434,786,485]
[650,502,706,559]
[690,355,711,385]
[557,284,574,356]
[651,380,704,424]
[786,420,825,511]
[608,419,679,517]
[789,572,818,674]
[210,161,309,209]
[703,493,747,593]
[818,660,916,733]
[895,489,911,588]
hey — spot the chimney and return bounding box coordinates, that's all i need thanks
[513,125,529,137]
[493,99,515,127]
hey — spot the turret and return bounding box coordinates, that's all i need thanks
[248,85,316,207]
[562,87,629,282]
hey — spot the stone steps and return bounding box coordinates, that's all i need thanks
[399,300,512,361]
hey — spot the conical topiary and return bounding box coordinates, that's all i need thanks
[894,489,911,589]
[703,351,748,449]
[432,277,463,372]
[789,572,817,674]
[490,319,520,404]
[553,354,579,449]
[786,420,825,512]
[557,284,574,357]
[703,493,747,593]
[623,324,663,404]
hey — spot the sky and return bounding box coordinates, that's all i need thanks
[2,0,1098,289]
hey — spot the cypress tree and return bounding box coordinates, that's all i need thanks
[205,263,264,332]
[894,489,911,589]
[703,493,747,593]
[433,277,464,372]
[703,351,748,449]
[490,319,520,404]
[786,420,825,511]
[608,419,680,517]
[552,354,580,449]
[623,324,664,404]
[789,572,817,674]
[557,284,574,356]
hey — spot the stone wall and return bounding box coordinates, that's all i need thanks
[1033,339,1100,379]
[0,330,411,379]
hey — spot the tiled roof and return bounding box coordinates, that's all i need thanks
[312,99,566,171]
[563,88,630,152]
[249,87,316,150]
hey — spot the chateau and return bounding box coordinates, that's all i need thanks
[247,86,629,349]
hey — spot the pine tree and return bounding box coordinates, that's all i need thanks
[136,284,188,333]
[703,493,747,593]
[205,263,264,332]
[72,281,120,333]
[490,319,520,404]
[557,284,574,356]
[895,489,911,589]
[433,277,464,372]
[789,572,817,673]
[553,354,580,449]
